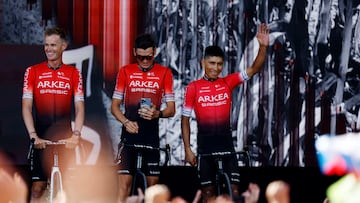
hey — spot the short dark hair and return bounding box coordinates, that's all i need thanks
[204,45,224,59]
[44,27,67,41]
[134,33,156,49]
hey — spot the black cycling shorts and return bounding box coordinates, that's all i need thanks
[117,145,160,176]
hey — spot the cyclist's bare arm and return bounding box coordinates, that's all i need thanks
[181,115,197,166]
[22,98,49,149]
[111,98,139,134]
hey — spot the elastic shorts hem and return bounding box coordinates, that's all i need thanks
[118,169,130,174]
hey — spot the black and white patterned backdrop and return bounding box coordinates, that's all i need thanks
[106,0,360,167]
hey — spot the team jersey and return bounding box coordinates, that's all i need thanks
[182,71,249,153]
[22,62,84,140]
[113,63,174,146]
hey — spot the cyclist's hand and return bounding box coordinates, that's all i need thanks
[242,182,260,203]
[59,135,79,149]
[192,189,202,203]
[256,23,269,47]
[185,148,197,166]
[124,120,139,134]
[125,188,144,203]
[33,137,51,149]
[138,104,156,120]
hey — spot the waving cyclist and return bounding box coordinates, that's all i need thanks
[181,24,269,202]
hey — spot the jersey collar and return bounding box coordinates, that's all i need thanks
[47,63,62,70]
[203,75,218,82]
[138,63,154,72]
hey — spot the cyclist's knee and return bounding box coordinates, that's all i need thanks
[118,181,131,192]
[117,186,131,203]
[231,184,240,197]
[147,176,159,186]
[31,182,46,198]
[117,176,132,195]
[202,186,216,202]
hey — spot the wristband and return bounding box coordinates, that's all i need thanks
[29,131,36,135]
[123,119,130,125]
[73,130,81,136]
[159,111,163,118]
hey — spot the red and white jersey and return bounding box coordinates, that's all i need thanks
[112,63,174,145]
[23,62,84,129]
[182,71,248,152]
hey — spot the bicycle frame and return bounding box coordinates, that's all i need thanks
[46,141,66,203]
[28,139,67,203]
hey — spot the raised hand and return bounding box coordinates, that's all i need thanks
[256,23,270,47]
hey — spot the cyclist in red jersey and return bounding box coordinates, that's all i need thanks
[181,23,269,202]
[22,27,84,202]
[111,33,175,203]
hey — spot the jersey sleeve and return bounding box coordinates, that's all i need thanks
[73,68,85,102]
[163,68,175,102]
[224,71,249,89]
[112,66,126,100]
[22,66,34,99]
[182,82,196,117]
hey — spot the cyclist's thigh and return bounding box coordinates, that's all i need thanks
[143,150,160,176]
[117,147,136,175]
[223,155,240,184]
[198,156,217,187]
[31,149,48,181]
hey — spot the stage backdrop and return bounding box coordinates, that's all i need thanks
[1,0,360,167]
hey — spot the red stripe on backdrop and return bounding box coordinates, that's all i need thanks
[88,0,136,91]
[88,0,103,66]
[119,1,137,67]
[73,0,87,46]
[103,0,118,86]
[57,0,71,33]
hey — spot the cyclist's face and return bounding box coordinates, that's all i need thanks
[134,47,155,69]
[202,56,224,80]
[44,34,67,62]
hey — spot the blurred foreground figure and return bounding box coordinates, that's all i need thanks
[315,133,360,203]
[316,133,360,176]
[144,184,171,203]
[0,153,27,203]
[265,180,290,203]
[326,173,360,203]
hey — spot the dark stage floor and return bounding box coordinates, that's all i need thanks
[4,164,341,203]
[164,166,342,203]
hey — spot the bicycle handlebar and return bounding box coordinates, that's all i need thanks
[199,150,249,157]
[27,138,35,160]
[124,143,169,152]
[29,138,67,146]
[45,141,67,145]
[199,150,251,167]
[27,139,67,162]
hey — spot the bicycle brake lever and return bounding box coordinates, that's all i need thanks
[165,144,171,165]
[27,138,35,160]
